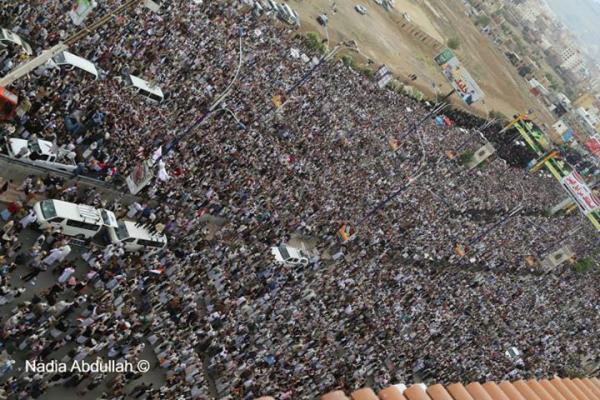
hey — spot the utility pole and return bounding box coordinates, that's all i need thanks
[0,0,144,87]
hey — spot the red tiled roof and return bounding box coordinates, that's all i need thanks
[257,377,600,400]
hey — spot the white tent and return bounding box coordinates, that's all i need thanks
[52,51,98,79]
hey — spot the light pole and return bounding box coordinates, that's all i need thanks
[219,106,246,130]
[263,40,359,117]
[164,27,245,155]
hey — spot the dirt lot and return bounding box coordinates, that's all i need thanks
[287,0,555,127]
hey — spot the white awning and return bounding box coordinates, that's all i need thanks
[128,74,164,102]
[0,28,32,55]
[53,51,98,79]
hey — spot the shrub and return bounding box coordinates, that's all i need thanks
[305,32,326,54]
[573,257,595,273]
[447,36,461,50]
[475,15,491,26]
[341,55,356,69]
[458,150,474,165]
[488,110,509,125]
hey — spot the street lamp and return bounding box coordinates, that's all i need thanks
[219,106,246,130]
[163,27,245,155]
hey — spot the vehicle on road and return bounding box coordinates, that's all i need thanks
[4,137,77,172]
[271,244,310,266]
[107,220,167,253]
[317,14,328,26]
[355,5,368,15]
[277,3,300,26]
[34,199,118,239]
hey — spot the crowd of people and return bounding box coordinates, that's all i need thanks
[0,1,598,399]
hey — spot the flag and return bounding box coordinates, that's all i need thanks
[388,137,400,150]
[157,160,170,182]
[338,224,356,241]
[443,115,454,127]
[69,0,96,25]
[152,146,162,163]
[271,94,286,109]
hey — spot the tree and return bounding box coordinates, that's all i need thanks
[305,32,326,54]
[447,36,461,50]
[475,15,491,26]
[488,110,509,125]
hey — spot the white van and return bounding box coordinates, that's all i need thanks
[271,244,309,266]
[34,199,118,239]
[107,220,167,253]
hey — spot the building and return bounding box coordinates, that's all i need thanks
[258,376,600,400]
[515,0,545,23]
[573,92,600,110]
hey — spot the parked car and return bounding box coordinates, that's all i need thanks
[355,5,368,15]
[107,220,167,253]
[317,14,328,26]
[4,137,77,172]
[271,244,310,266]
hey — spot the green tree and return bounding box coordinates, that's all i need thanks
[305,32,326,54]
[475,15,491,26]
[488,110,509,125]
[447,36,461,50]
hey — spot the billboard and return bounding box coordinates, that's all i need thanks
[375,65,393,89]
[434,48,484,105]
[69,0,97,26]
[512,120,600,231]
[126,161,153,195]
[561,171,600,215]
[585,134,600,160]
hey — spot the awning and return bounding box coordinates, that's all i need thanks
[0,28,32,55]
[52,51,98,78]
[128,74,164,102]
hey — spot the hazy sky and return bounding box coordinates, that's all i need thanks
[544,0,600,60]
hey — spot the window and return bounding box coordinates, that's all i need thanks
[28,141,41,154]
[115,222,130,241]
[101,210,115,227]
[278,246,291,260]
[138,239,164,248]
[66,219,98,231]
[40,200,57,219]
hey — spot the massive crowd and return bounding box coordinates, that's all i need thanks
[0,1,598,399]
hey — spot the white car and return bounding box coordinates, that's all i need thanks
[107,220,167,253]
[355,4,368,15]
[4,138,77,172]
[271,244,309,266]
[373,0,383,5]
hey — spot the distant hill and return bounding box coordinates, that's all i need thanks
[544,0,600,62]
